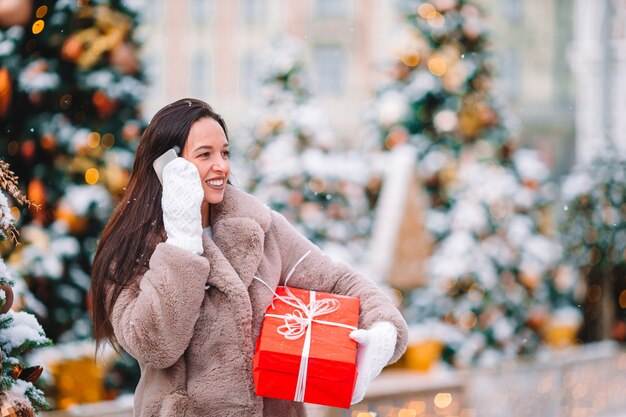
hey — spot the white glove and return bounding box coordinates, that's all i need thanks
[161,157,204,254]
[349,321,397,404]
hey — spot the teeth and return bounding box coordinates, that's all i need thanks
[207,179,224,186]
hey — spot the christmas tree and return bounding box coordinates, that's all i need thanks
[371,0,581,366]
[0,0,145,346]
[560,151,626,342]
[0,160,51,414]
[236,37,374,268]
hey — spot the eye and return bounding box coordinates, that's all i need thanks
[198,152,210,158]
[222,150,230,158]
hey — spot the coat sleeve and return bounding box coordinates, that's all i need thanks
[110,242,211,369]
[269,211,408,363]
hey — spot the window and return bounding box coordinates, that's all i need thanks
[313,44,346,95]
[498,48,521,101]
[315,0,347,19]
[242,0,265,25]
[143,0,164,24]
[189,0,212,27]
[502,0,523,24]
[190,52,211,98]
[145,50,163,93]
[241,51,260,97]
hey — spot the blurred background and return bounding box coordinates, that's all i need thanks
[0,0,625,416]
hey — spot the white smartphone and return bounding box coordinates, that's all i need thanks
[153,148,178,185]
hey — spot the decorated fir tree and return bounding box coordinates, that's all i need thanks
[560,151,626,342]
[371,0,581,366]
[236,38,374,268]
[0,0,145,345]
[0,160,51,415]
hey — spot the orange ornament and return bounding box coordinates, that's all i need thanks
[0,67,12,119]
[103,164,129,194]
[55,205,88,234]
[20,140,35,161]
[122,121,141,141]
[40,133,57,150]
[92,90,117,118]
[61,34,83,62]
[110,42,140,75]
[27,178,46,207]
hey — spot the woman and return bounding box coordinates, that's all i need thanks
[90,98,408,417]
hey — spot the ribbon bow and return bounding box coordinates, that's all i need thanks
[274,288,340,340]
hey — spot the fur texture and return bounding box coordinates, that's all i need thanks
[111,185,408,417]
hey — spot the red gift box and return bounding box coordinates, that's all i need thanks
[253,286,360,409]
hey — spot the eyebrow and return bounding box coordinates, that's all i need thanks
[194,144,230,152]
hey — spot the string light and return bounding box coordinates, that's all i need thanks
[87,132,101,149]
[10,207,20,223]
[101,133,115,148]
[418,3,437,19]
[32,20,45,35]
[427,12,445,29]
[85,168,99,184]
[434,393,453,408]
[428,57,447,76]
[400,52,420,67]
[36,6,48,18]
[60,94,72,109]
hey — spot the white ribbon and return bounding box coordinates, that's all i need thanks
[253,251,357,402]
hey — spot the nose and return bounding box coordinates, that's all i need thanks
[213,157,228,174]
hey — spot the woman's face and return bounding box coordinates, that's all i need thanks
[181,117,230,204]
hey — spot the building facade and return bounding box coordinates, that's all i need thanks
[141,0,580,168]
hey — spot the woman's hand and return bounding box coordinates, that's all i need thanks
[161,157,204,254]
[349,321,397,404]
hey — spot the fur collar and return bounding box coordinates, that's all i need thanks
[203,185,270,290]
[208,185,272,232]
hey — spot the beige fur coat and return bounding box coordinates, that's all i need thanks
[111,185,408,417]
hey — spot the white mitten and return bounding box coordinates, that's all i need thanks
[161,157,204,254]
[349,321,397,404]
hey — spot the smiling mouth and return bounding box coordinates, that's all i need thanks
[206,179,225,190]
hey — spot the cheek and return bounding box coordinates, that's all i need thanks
[193,161,210,177]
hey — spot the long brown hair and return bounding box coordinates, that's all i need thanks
[90,98,228,349]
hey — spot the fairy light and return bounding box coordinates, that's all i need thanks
[87,132,101,149]
[85,168,99,184]
[428,57,447,76]
[434,393,452,409]
[400,52,420,67]
[459,311,477,330]
[40,134,56,150]
[36,6,48,18]
[32,20,45,35]
[411,401,426,412]
[418,3,437,19]
[308,177,327,193]
[10,206,20,222]
[398,409,417,417]
[427,12,445,29]
[101,133,115,148]
[60,94,72,110]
